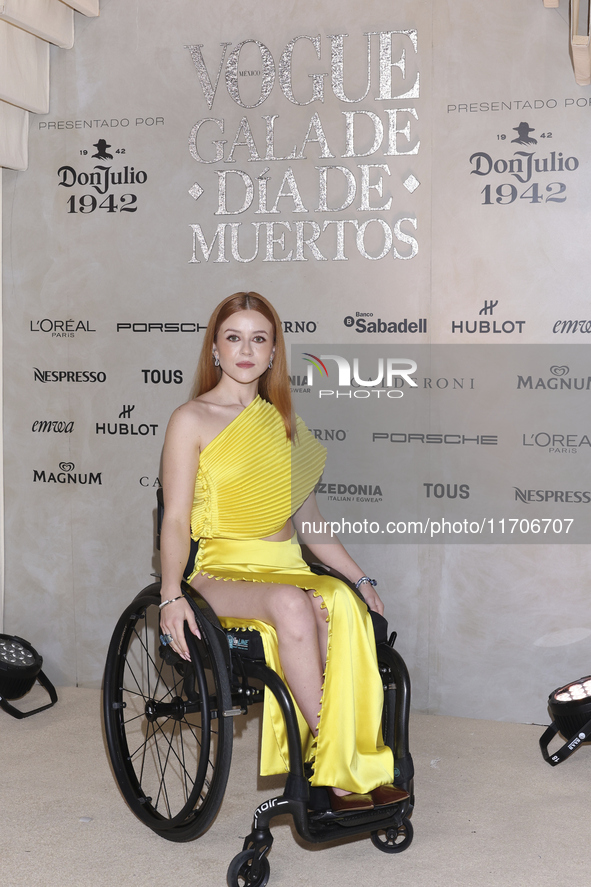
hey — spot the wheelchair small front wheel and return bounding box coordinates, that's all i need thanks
[227,849,271,887]
[103,584,233,842]
[371,818,413,853]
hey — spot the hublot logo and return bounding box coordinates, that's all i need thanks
[96,404,159,437]
[451,300,525,335]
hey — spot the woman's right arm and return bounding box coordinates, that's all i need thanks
[159,404,202,660]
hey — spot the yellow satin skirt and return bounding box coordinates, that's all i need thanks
[187,536,394,793]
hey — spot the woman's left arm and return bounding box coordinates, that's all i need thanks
[292,492,384,615]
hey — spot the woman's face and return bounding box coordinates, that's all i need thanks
[213,310,275,385]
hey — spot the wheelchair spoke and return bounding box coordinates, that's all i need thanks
[152,719,197,791]
[178,720,192,802]
[151,719,175,817]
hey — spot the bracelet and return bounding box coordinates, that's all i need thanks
[159,595,183,610]
[355,576,377,589]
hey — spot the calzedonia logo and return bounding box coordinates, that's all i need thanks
[33,461,102,485]
[139,476,162,488]
[315,481,383,502]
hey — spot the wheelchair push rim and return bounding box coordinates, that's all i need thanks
[103,585,233,841]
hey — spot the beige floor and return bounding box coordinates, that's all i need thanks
[1,685,588,887]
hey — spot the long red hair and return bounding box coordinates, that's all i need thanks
[190,292,293,440]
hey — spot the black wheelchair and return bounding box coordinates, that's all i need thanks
[103,498,414,886]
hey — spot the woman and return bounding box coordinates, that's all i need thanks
[159,291,407,813]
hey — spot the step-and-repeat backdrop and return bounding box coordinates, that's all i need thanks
[3,0,591,722]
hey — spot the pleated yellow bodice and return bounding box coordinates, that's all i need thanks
[190,395,327,541]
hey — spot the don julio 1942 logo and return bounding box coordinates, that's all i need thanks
[57,139,147,215]
[470,122,579,206]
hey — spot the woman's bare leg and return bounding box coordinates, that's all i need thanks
[193,576,367,797]
[193,576,325,735]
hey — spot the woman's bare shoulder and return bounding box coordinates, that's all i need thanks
[167,395,244,451]
[165,399,211,446]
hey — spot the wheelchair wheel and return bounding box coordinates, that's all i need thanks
[371,818,413,853]
[103,584,233,841]
[227,849,271,887]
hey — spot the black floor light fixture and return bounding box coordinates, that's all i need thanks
[0,634,58,719]
[539,676,591,765]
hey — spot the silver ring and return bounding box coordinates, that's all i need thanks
[160,633,173,646]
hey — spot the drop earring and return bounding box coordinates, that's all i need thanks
[268,357,273,369]
[213,354,220,367]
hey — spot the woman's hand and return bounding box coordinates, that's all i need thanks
[359,584,384,616]
[159,597,201,660]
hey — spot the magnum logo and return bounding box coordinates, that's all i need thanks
[33,462,102,485]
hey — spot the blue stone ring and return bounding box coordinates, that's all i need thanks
[160,633,173,646]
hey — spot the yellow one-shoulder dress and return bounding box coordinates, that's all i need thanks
[186,395,394,794]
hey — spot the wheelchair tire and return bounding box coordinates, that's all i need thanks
[371,818,413,853]
[227,849,271,887]
[103,584,233,842]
